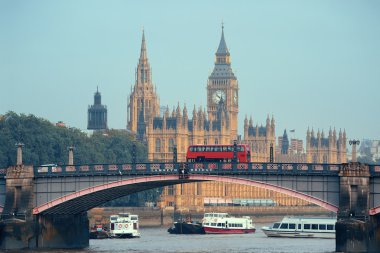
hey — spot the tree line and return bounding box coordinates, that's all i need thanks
[0,111,162,207]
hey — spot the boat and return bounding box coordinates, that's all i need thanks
[168,218,205,234]
[89,224,110,239]
[261,217,337,239]
[109,213,140,238]
[201,213,255,234]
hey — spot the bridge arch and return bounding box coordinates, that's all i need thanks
[33,174,338,215]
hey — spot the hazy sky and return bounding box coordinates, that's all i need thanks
[1,0,379,141]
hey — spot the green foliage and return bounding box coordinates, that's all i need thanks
[0,112,147,166]
[0,111,162,206]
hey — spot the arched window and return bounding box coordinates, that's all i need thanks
[155,139,161,153]
[169,139,175,152]
[323,155,328,164]
[214,139,218,145]
[312,154,317,163]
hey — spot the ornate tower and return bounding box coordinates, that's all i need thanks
[87,87,107,130]
[127,31,160,141]
[207,25,238,142]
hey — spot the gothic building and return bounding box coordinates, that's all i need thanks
[145,26,239,162]
[306,128,347,163]
[127,31,160,142]
[126,27,347,212]
[87,87,107,130]
[126,27,310,211]
[242,115,276,162]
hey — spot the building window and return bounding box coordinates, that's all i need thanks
[323,155,328,163]
[168,185,174,196]
[155,139,161,153]
[214,139,218,145]
[312,155,317,163]
[169,138,175,152]
[204,139,207,145]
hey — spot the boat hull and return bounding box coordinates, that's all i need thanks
[168,222,205,234]
[261,227,335,239]
[203,227,255,234]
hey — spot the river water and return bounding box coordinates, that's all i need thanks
[14,224,335,253]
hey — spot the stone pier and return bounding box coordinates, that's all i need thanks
[336,162,380,253]
[0,164,89,249]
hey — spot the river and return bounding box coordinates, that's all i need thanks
[11,224,335,253]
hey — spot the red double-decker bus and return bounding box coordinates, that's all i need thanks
[186,144,251,163]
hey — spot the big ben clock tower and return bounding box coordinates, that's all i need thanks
[207,25,238,141]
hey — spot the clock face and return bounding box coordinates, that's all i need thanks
[233,90,238,104]
[212,90,226,104]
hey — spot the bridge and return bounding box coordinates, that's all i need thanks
[0,147,380,252]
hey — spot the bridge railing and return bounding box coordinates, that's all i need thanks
[33,162,342,177]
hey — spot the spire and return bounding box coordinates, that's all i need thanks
[216,22,230,56]
[139,29,147,62]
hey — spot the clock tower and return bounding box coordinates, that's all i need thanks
[207,25,238,141]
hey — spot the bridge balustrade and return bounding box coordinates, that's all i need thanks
[32,162,344,178]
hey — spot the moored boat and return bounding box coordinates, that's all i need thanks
[89,224,110,239]
[261,217,336,239]
[202,213,255,234]
[109,213,140,238]
[168,220,205,234]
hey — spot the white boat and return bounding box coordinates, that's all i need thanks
[202,212,255,234]
[109,213,140,238]
[261,217,336,239]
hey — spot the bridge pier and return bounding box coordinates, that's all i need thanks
[0,164,90,249]
[336,162,380,253]
[37,213,89,249]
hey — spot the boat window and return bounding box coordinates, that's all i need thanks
[319,224,326,230]
[311,224,318,230]
[327,224,334,230]
[298,224,301,229]
[211,223,217,226]
[280,223,288,229]
[289,223,296,229]
[204,223,209,226]
[273,223,280,229]
[217,223,223,227]
[304,224,311,230]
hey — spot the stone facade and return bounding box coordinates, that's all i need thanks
[127,31,160,142]
[126,28,347,211]
[306,128,347,163]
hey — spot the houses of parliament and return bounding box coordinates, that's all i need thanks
[88,26,347,211]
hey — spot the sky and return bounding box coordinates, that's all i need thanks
[1,0,380,142]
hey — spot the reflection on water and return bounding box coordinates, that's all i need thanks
[6,225,335,253]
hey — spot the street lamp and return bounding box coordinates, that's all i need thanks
[349,140,360,163]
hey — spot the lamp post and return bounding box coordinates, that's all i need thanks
[349,140,360,163]
[15,143,24,165]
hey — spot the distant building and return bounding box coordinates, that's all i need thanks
[358,139,380,162]
[276,130,306,163]
[56,121,66,127]
[306,128,347,163]
[87,87,108,130]
[290,139,304,154]
[281,129,289,154]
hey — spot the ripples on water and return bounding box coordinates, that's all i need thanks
[7,225,335,253]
